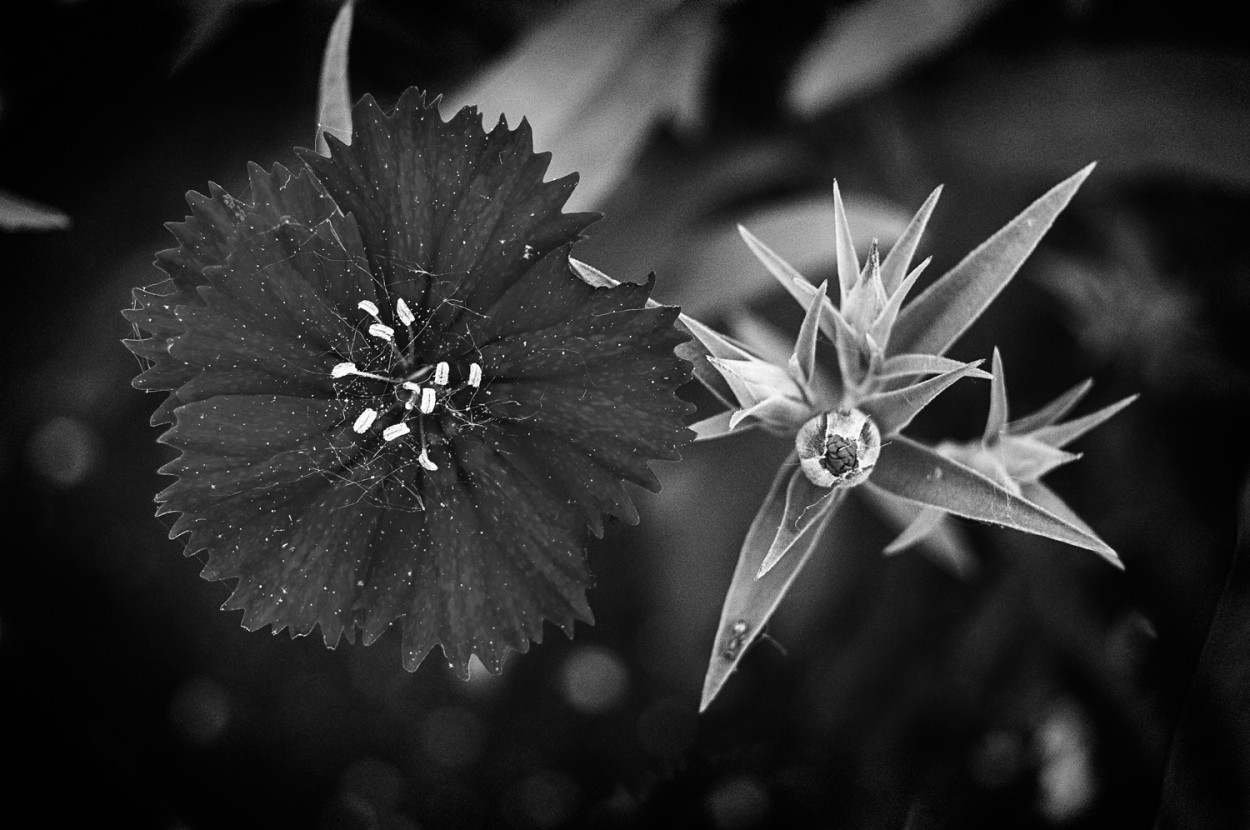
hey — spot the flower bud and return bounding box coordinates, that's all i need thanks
[796,407,881,488]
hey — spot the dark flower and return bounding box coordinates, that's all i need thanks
[125,89,692,676]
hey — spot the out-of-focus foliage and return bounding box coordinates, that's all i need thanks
[0,189,69,231]
[2,0,1249,827]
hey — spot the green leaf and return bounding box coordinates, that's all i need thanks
[0,190,70,231]
[984,347,1009,442]
[891,164,1095,356]
[878,186,942,295]
[832,181,861,305]
[869,436,1121,566]
[757,467,839,578]
[1006,378,1093,434]
[860,360,985,437]
[1031,394,1139,448]
[315,0,356,157]
[701,454,848,712]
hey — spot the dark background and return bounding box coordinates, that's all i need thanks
[2,1,1250,827]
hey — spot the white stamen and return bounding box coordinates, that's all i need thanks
[331,362,357,378]
[396,297,415,327]
[467,363,482,388]
[368,323,395,342]
[420,388,437,414]
[434,362,450,386]
[402,381,421,392]
[357,300,379,317]
[352,408,378,434]
[418,447,438,471]
[382,422,411,442]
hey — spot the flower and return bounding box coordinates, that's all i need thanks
[689,167,1129,710]
[879,348,1137,570]
[124,89,692,676]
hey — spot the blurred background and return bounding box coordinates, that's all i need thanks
[2,0,1249,827]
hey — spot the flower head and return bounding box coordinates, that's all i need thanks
[125,89,692,676]
[689,167,1130,710]
[881,348,1137,565]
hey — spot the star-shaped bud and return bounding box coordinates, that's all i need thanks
[675,166,1125,711]
[879,348,1137,567]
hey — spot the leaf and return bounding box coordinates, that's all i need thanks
[1031,394,1139,449]
[738,223,820,314]
[757,467,839,578]
[445,0,718,211]
[879,353,986,381]
[0,190,70,231]
[878,186,942,295]
[883,505,946,554]
[998,435,1081,482]
[690,410,743,441]
[671,193,909,318]
[860,360,986,437]
[1006,378,1093,434]
[891,164,1095,357]
[707,357,802,407]
[1017,481,1098,540]
[860,485,977,578]
[790,281,827,388]
[868,435,1121,566]
[315,0,356,156]
[832,181,861,305]
[786,0,1005,115]
[873,256,931,352]
[728,395,812,433]
[701,454,848,711]
[984,347,1009,442]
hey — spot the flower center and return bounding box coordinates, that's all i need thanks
[329,298,488,471]
[796,407,881,489]
[821,434,858,477]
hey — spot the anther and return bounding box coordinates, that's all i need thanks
[352,408,378,434]
[357,300,379,317]
[418,447,438,471]
[396,297,415,327]
[382,423,411,442]
[420,388,437,414]
[468,363,482,388]
[434,362,450,386]
[331,362,357,379]
[402,381,421,392]
[368,323,395,342]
